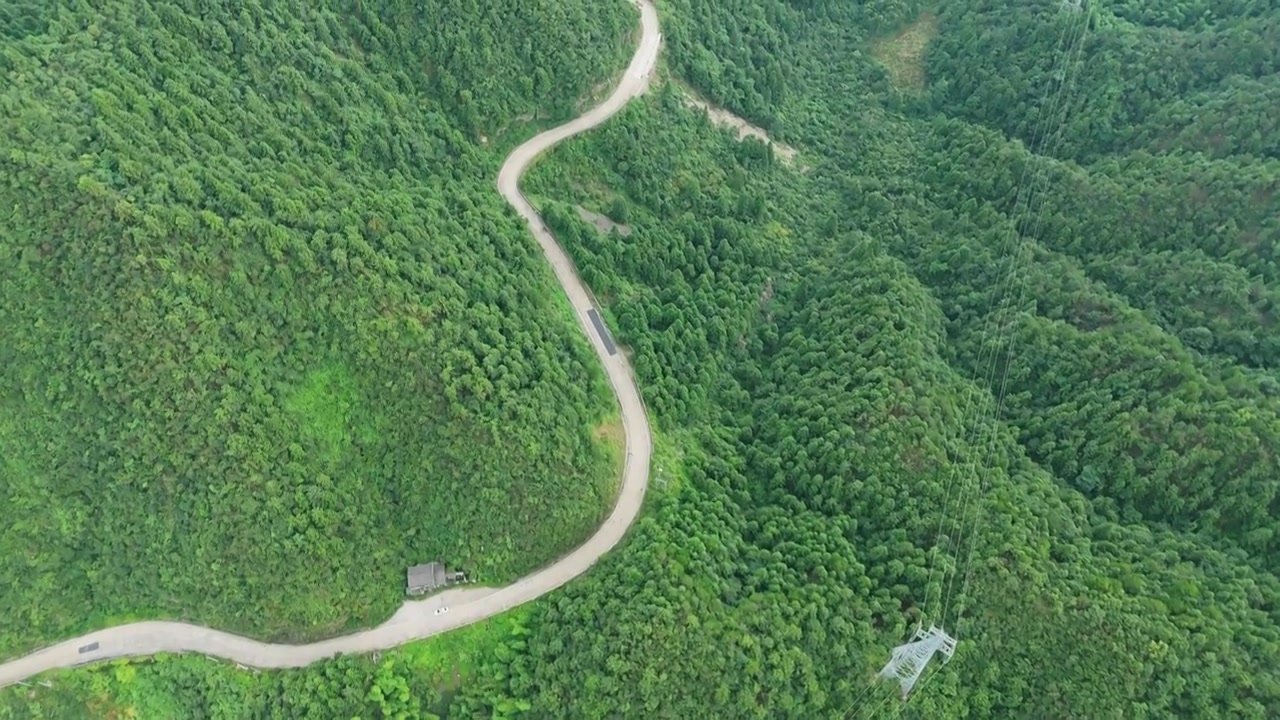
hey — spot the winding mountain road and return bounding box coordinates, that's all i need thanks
[0,0,659,688]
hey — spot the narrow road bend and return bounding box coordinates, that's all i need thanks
[0,0,659,687]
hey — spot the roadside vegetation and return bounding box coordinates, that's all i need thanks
[3,0,1279,718]
[0,609,535,719]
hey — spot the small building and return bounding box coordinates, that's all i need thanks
[406,561,466,595]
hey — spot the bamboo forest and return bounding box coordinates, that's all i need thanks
[1,0,1278,718]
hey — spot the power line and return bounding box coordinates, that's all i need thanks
[942,0,1093,632]
[873,0,1096,707]
[919,0,1091,630]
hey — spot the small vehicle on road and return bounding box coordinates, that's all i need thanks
[434,606,449,616]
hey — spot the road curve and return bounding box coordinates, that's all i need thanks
[0,0,659,688]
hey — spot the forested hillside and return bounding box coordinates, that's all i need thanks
[926,0,1280,162]
[4,0,1279,718]
[0,0,631,655]
[472,13,1280,707]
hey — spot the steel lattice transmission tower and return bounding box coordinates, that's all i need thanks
[877,625,958,698]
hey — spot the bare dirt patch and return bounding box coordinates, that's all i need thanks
[680,89,799,164]
[576,205,632,237]
[871,11,938,90]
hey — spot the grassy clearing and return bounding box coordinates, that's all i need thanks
[283,363,375,466]
[648,427,690,496]
[395,606,533,689]
[591,415,626,448]
[592,414,627,501]
[870,11,938,90]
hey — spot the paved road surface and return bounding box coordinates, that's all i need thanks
[0,0,660,688]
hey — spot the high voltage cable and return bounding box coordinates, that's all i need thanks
[941,0,1093,632]
[843,664,941,720]
[939,3,1092,627]
[918,0,1090,627]
[849,2,1096,715]
[947,5,1094,635]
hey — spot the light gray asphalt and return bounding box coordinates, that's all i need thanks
[0,0,660,687]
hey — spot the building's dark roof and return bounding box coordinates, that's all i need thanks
[407,562,447,590]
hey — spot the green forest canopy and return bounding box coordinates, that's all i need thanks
[0,0,632,655]
[3,0,1280,718]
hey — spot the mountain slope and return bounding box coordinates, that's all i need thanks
[0,0,631,654]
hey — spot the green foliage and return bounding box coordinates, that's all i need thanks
[4,0,1280,718]
[349,0,632,135]
[0,0,631,655]
[0,610,533,719]
[526,88,790,426]
[0,2,50,40]
[925,0,1280,161]
[450,0,1280,715]
[284,363,375,466]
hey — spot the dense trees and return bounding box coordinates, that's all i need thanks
[926,0,1280,162]
[469,0,1279,715]
[471,76,1280,714]
[0,0,631,655]
[4,0,1279,717]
